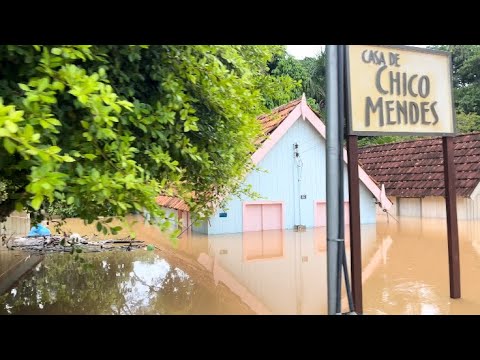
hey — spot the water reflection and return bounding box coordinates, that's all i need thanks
[0,251,253,315]
[5,215,480,314]
[187,226,380,315]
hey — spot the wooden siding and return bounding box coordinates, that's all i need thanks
[200,116,377,235]
[390,195,480,220]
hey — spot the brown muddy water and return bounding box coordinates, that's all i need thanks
[2,215,480,314]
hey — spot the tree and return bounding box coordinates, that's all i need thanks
[0,45,292,231]
[302,52,327,116]
[264,49,327,119]
[262,48,304,108]
[431,45,480,116]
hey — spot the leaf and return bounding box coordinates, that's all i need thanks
[15,202,24,212]
[39,120,50,129]
[67,196,75,205]
[48,146,61,154]
[31,195,43,210]
[3,138,16,154]
[84,154,97,160]
[51,48,62,55]
[96,222,102,232]
[0,129,9,137]
[19,83,29,91]
[62,155,75,162]
[48,118,62,126]
[24,124,34,139]
[4,120,18,133]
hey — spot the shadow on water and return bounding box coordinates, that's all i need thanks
[4,215,480,314]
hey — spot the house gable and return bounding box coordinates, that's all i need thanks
[253,95,392,210]
[198,105,380,234]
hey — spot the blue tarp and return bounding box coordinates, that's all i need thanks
[28,224,51,237]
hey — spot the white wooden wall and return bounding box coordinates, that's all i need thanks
[0,211,30,237]
[386,195,480,220]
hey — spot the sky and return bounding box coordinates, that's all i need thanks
[286,45,429,59]
[287,45,324,59]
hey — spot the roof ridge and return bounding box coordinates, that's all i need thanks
[359,132,480,150]
[257,97,302,119]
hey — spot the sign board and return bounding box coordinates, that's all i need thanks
[346,45,455,136]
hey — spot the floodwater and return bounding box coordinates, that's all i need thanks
[3,215,480,314]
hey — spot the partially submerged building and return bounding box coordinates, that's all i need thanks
[358,133,480,219]
[159,96,391,234]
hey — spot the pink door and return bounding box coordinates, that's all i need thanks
[244,231,283,260]
[316,202,327,227]
[243,202,283,232]
[262,204,283,230]
[315,201,349,227]
[244,204,263,232]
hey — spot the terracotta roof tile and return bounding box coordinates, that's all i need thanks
[358,133,480,198]
[156,196,189,211]
[257,98,301,143]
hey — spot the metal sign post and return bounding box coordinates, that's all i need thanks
[326,45,341,315]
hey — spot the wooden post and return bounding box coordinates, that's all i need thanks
[347,135,363,313]
[178,210,183,230]
[442,136,461,298]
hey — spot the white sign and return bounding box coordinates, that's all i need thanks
[346,45,455,136]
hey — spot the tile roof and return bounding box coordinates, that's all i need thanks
[156,195,189,211]
[257,98,301,141]
[358,133,480,198]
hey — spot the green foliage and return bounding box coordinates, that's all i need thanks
[302,52,327,116]
[258,47,303,108]
[455,111,480,134]
[45,199,79,218]
[0,181,7,204]
[358,135,418,147]
[429,46,480,134]
[0,45,289,230]
[266,49,326,117]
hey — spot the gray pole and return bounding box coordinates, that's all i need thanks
[326,45,341,315]
[336,44,346,314]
